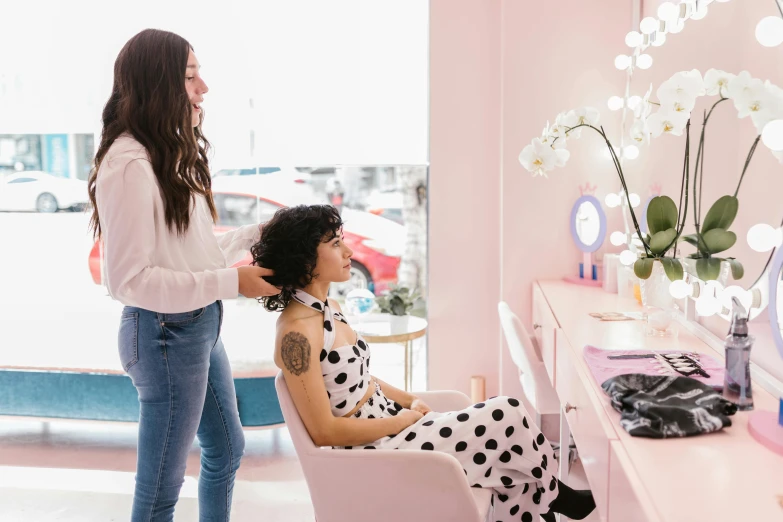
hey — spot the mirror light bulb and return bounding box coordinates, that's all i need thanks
[691,4,709,20]
[608,96,624,111]
[747,223,783,252]
[756,16,783,47]
[657,2,679,21]
[761,119,783,150]
[605,193,621,208]
[668,18,685,34]
[625,31,643,47]
[640,17,659,34]
[629,193,641,208]
[624,145,640,160]
[619,250,637,266]
[615,55,631,70]
[636,54,653,70]
[610,231,627,246]
[696,296,721,316]
[627,96,642,110]
[669,279,692,299]
[651,32,667,47]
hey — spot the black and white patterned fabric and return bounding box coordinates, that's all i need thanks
[293,290,371,416]
[601,374,738,438]
[294,289,559,521]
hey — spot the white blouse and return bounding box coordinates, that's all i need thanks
[95,134,260,313]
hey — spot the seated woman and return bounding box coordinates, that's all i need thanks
[254,204,595,522]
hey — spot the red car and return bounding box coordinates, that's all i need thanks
[89,178,404,297]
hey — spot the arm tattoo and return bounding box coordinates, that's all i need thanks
[281,331,311,376]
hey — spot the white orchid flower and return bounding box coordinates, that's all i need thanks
[519,138,560,177]
[647,109,689,137]
[560,107,601,140]
[657,70,704,115]
[630,119,650,145]
[753,81,783,134]
[727,71,767,119]
[552,144,570,168]
[547,113,570,142]
[773,149,783,164]
[704,69,735,97]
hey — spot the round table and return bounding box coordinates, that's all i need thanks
[346,313,428,391]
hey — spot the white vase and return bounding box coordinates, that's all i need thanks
[639,263,676,336]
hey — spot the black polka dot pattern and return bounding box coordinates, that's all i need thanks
[292,292,557,521]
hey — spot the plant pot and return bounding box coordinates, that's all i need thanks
[681,258,731,286]
[638,262,677,336]
[388,314,411,329]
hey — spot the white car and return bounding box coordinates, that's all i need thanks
[212,164,313,186]
[0,171,88,213]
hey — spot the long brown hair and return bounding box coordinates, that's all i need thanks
[87,29,217,238]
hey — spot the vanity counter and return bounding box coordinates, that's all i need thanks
[534,280,783,521]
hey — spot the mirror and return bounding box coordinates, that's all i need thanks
[565,194,606,287]
[769,246,783,360]
[571,195,606,253]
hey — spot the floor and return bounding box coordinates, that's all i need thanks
[0,420,314,522]
[0,417,599,522]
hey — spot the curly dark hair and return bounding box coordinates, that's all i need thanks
[251,205,343,311]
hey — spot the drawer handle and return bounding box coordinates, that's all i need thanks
[565,403,576,413]
[533,323,542,330]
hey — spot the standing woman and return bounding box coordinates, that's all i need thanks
[87,29,279,522]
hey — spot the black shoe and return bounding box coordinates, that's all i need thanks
[546,479,596,520]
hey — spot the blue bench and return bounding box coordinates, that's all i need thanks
[0,368,283,427]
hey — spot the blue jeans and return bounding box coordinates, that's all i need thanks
[119,301,245,522]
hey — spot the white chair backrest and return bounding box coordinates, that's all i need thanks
[498,301,542,378]
[275,372,320,458]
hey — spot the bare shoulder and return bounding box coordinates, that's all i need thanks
[274,313,323,375]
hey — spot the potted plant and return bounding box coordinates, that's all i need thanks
[631,69,781,282]
[375,284,421,317]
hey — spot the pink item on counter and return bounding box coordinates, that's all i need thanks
[583,345,725,390]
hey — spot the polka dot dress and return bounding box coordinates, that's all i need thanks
[293,290,559,521]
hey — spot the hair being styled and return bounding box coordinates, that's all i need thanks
[87,28,216,238]
[251,205,344,312]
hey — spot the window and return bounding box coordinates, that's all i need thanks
[1,1,429,396]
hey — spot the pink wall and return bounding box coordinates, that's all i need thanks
[428,0,503,397]
[498,1,633,396]
[429,0,630,397]
[429,0,783,396]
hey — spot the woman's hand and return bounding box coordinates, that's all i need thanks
[396,409,424,431]
[238,266,280,298]
[409,398,432,416]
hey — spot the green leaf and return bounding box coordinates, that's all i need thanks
[634,258,654,279]
[649,228,677,255]
[702,228,737,254]
[727,258,744,280]
[647,196,678,236]
[696,258,723,281]
[680,234,700,248]
[660,258,684,282]
[702,196,738,233]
